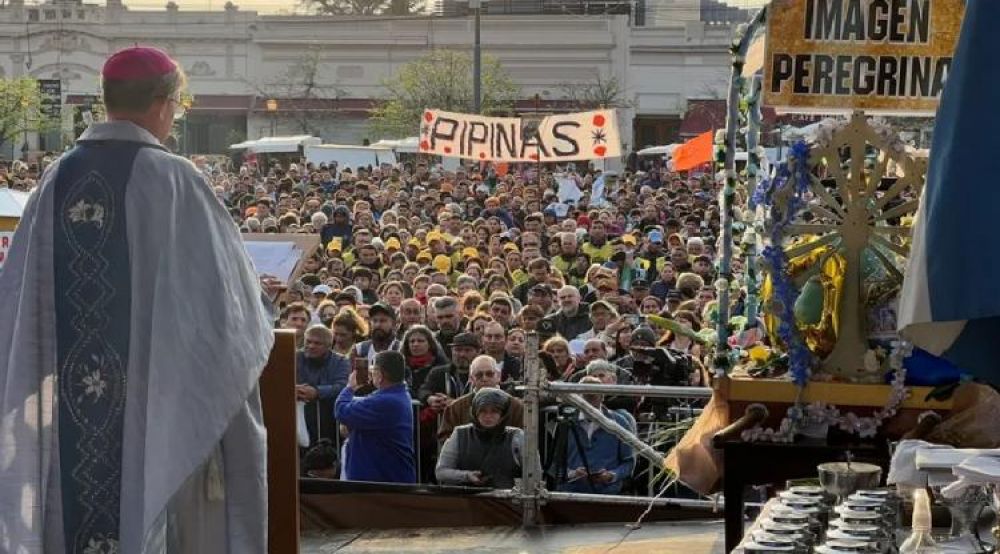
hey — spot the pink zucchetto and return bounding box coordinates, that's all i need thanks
[101,46,177,80]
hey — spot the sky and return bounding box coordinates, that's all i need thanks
[122,0,768,15]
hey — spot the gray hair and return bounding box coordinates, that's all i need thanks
[433,296,458,312]
[585,359,616,376]
[311,212,328,228]
[305,324,334,346]
[102,67,187,114]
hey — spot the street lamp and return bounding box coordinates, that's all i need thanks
[266,98,278,137]
[470,0,484,113]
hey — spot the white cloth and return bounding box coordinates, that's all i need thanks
[0,122,274,553]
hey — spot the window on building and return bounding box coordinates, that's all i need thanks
[28,10,39,21]
[44,10,56,20]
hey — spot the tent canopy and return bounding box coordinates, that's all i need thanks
[0,188,29,219]
[370,137,420,154]
[229,135,321,153]
[637,144,680,157]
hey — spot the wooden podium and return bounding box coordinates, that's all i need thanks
[260,330,299,554]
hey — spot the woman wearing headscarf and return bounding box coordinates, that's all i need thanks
[435,388,524,488]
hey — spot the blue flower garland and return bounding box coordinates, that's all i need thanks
[760,141,814,386]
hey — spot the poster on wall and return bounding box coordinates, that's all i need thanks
[764,0,965,114]
[418,109,621,162]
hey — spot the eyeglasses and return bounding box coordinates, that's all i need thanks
[167,96,187,120]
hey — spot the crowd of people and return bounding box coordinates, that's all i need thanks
[246,155,731,493]
[10,151,734,494]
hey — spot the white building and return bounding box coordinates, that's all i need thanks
[0,0,740,156]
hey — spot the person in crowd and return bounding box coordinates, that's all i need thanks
[335,351,417,483]
[438,355,525,440]
[433,296,464,355]
[332,306,368,357]
[542,286,591,341]
[505,327,526,363]
[555,376,636,495]
[353,302,400,366]
[283,301,312,346]
[420,332,482,403]
[482,321,522,382]
[400,324,450,392]
[398,298,425,335]
[297,324,351,442]
[436,387,525,488]
[528,283,556,315]
[542,336,577,381]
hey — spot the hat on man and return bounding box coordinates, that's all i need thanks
[312,284,333,296]
[369,302,397,320]
[432,254,452,274]
[503,243,520,253]
[530,283,553,296]
[631,327,659,346]
[462,246,480,259]
[417,250,433,262]
[631,279,650,290]
[102,46,177,80]
[648,230,665,244]
[385,237,402,251]
[452,332,482,350]
[621,234,637,246]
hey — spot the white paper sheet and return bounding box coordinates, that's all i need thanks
[244,241,302,283]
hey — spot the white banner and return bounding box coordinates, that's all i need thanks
[418,109,621,162]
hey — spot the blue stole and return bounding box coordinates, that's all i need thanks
[52,140,145,553]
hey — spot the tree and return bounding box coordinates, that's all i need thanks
[558,73,633,110]
[369,49,520,139]
[303,0,422,15]
[0,77,58,155]
[256,50,347,136]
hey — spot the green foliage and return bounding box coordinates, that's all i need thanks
[369,49,520,139]
[303,0,422,15]
[0,77,59,150]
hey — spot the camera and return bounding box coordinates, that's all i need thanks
[630,346,693,387]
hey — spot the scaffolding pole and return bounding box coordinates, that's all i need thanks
[519,332,543,526]
[546,382,712,399]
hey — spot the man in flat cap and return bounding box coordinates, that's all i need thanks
[0,47,273,553]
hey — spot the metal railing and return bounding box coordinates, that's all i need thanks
[303,334,719,518]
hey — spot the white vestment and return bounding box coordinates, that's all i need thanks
[0,122,274,553]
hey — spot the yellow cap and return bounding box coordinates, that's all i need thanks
[408,237,422,248]
[433,254,452,273]
[622,234,637,246]
[427,230,444,243]
[503,243,519,252]
[462,246,479,259]
[327,237,343,252]
[385,237,401,251]
[417,250,432,262]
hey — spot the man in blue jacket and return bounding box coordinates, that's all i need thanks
[335,350,417,483]
[557,376,636,495]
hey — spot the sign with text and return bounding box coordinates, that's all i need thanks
[418,109,621,162]
[38,79,62,119]
[765,0,965,114]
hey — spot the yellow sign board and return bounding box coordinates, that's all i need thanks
[764,0,965,114]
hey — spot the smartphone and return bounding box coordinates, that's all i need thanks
[353,356,369,385]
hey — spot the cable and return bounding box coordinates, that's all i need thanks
[603,473,675,554]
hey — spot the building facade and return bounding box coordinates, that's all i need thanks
[0,0,742,157]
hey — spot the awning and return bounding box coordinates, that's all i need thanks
[230,135,322,153]
[0,188,30,219]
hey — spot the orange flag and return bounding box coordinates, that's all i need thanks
[672,130,714,172]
